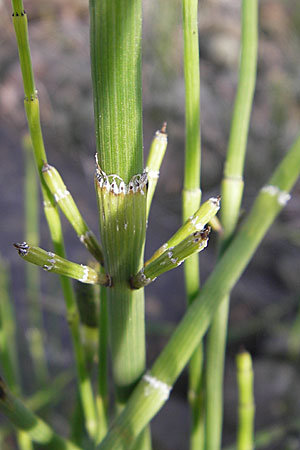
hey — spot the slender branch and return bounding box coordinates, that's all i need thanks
[42,163,104,264]
[205,1,258,448]
[13,243,110,286]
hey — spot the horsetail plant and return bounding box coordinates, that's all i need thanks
[3,0,300,449]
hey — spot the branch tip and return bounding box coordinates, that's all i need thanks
[161,122,167,134]
[13,242,29,256]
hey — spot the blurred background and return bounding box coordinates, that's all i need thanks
[0,0,300,448]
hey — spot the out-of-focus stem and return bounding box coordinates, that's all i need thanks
[236,351,255,450]
[23,134,48,386]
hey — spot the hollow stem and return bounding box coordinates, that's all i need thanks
[205,1,258,448]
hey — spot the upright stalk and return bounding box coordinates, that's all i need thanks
[0,259,33,450]
[11,1,97,439]
[205,1,258,448]
[236,351,255,450]
[23,134,48,386]
[89,0,150,447]
[182,0,203,448]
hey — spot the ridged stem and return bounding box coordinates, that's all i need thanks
[205,1,258,448]
[89,0,143,182]
[11,1,98,440]
[96,135,300,449]
[182,0,203,447]
[90,1,150,447]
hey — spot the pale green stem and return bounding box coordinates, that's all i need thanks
[182,0,203,446]
[205,1,258,448]
[236,351,255,450]
[146,124,168,217]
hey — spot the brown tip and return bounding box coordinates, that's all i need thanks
[161,122,167,134]
[41,161,50,172]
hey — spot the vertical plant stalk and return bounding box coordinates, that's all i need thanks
[11,1,98,440]
[96,134,300,449]
[23,134,48,386]
[0,259,33,450]
[90,1,150,448]
[236,351,255,450]
[182,0,203,448]
[96,280,109,442]
[205,1,258,448]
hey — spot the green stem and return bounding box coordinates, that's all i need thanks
[182,0,203,446]
[96,281,109,442]
[0,260,33,450]
[205,1,258,448]
[11,1,98,440]
[23,134,49,386]
[96,135,300,449]
[0,377,79,450]
[90,1,150,447]
[89,0,143,182]
[236,351,255,450]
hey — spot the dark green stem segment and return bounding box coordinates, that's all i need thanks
[89,0,143,183]
[96,135,300,449]
[0,377,79,450]
[95,168,147,404]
